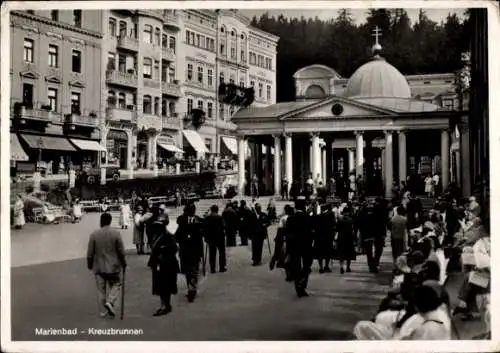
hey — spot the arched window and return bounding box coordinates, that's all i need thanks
[220,26,225,33]
[118,92,126,108]
[143,95,152,114]
[197,100,204,110]
[154,97,160,115]
[119,21,127,38]
[107,90,116,107]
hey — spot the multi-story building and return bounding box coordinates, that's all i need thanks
[10,9,104,178]
[9,8,278,179]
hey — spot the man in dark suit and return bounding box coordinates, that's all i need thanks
[87,213,127,318]
[222,202,239,247]
[285,197,314,297]
[251,203,270,266]
[204,204,227,273]
[176,202,204,302]
[238,200,253,246]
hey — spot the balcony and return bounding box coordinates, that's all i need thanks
[117,36,139,52]
[161,81,182,97]
[138,114,162,131]
[13,103,52,126]
[161,47,176,62]
[106,107,137,123]
[106,70,138,88]
[144,78,161,89]
[162,11,180,31]
[63,112,99,130]
[162,115,181,130]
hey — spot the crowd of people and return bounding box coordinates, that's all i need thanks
[85,175,490,338]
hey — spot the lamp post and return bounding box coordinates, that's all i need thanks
[214,9,220,161]
[37,137,43,172]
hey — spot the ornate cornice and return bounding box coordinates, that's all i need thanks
[11,11,102,39]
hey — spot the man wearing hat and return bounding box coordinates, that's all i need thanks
[285,196,314,297]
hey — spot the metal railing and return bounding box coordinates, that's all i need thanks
[105,70,138,87]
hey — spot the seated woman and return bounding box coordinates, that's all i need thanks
[42,203,58,224]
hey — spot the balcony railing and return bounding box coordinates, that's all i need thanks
[138,114,162,131]
[144,78,161,89]
[64,113,99,128]
[161,47,176,61]
[106,107,137,123]
[106,70,138,88]
[13,104,52,124]
[162,116,181,130]
[161,81,182,97]
[117,36,139,52]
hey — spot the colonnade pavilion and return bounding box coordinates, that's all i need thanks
[231,44,459,198]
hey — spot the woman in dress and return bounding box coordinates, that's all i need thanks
[13,194,25,229]
[425,174,433,198]
[72,199,83,223]
[119,199,131,229]
[147,207,179,316]
[335,207,356,274]
[133,205,146,254]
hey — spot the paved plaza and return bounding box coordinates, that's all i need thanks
[9,199,485,341]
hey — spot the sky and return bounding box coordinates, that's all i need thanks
[239,8,466,26]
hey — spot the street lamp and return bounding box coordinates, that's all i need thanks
[37,137,43,172]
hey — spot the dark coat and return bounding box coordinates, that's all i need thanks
[285,211,313,255]
[313,211,336,259]
[335,214,357,261]
[222,207,239,232]
[240,206,258,236]
[204,213,225,245]
[147,222,179,296]
[253,211,270,240]
[175,214,204,272]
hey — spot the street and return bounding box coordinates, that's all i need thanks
[11,199,394,341]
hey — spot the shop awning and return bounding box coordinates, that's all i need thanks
[10,134,29,161]
[70,138,107,152]
[158,143,184,153]
[182,130,209,153]
[21,134,76,151]
[221,137,237,155]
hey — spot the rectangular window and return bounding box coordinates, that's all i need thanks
[143,25,152,44]
[169,36,176,52]
[241,50,245,62]
[268,58,273,70]
[258,83,263,98]
[220,43,225,56]
[73,10,82,27]
[197,66,203,83]
[187,98,193,114]
[205,139,212,152]
[190,32,195,45]
[48,44,58,68]
[143,96,152,114]
[48,88,58,112]
[219,72,224,84]
[207,102,213,118]
[143,57,152,78]
[196,34,200,47]
[197,100,203,110]
[119,21,127,38]
[162,34,168,48]
[107,52,115,70]
[155,28,161,45]
[22,83,34,108]
[207,69,213,86]
[185,30,190,44]
[250,80,255,87]
[266,85,271,100]
[72,50,81,73]
[108,18,116,36]
[51,10,58,21]
[118,54,126,72]
[154,60,160,80]
[229,75,235,84]
[23,39,34,62]
[187,63,193,81]
[71,92,81,114]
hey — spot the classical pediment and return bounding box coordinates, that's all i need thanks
[281,96,396,120]
[45,76,62,84]
[69,80,85,88]
[19,70,39,79]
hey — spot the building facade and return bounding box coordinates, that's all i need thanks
[10,9,104,178]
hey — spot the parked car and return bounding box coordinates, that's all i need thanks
[78,166,120,184]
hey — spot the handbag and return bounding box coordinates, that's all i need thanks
[469,271,489,288]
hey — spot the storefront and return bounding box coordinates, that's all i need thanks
[157,134,184,168]
[182,130,208,159]
[106,130,129,168]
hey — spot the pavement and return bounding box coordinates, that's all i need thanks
[9,198,488,341]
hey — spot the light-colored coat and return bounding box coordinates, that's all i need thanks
[14,199,25,227]
[87,226,126,274]
[119,204,131,227]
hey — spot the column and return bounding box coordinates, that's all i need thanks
[322,148,327,183]
[380,148,385,182]
[264,145,272,193]
[348,148,355,174]
[238,136,246,196]
[146,135,152,169]
[355,131,364,178]
[441,129,450,191]
[398,130,407,184]
[248,142,255,181]
[285,133,293,193]
[126,130,134,180]
[311,132,321,179]
[384,130,393,199]
[273,135,281,196]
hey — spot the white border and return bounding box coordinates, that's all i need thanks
[1,1,499,353]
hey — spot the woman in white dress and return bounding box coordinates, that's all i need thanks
[119,200,131,229]
[424,174,433,198]
[72,199,83,223]
[13,194,25,229]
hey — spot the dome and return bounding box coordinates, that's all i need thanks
[344,56,411,99]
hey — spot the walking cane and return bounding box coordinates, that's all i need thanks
[120,267,126,320]
[202,242,208,276]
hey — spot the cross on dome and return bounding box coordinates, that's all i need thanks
[371,26,383,55]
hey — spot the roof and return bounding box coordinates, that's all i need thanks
[353,97,445,113]
[344,56,411,99]
[293,65,342,79]
[232,100,320,119]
